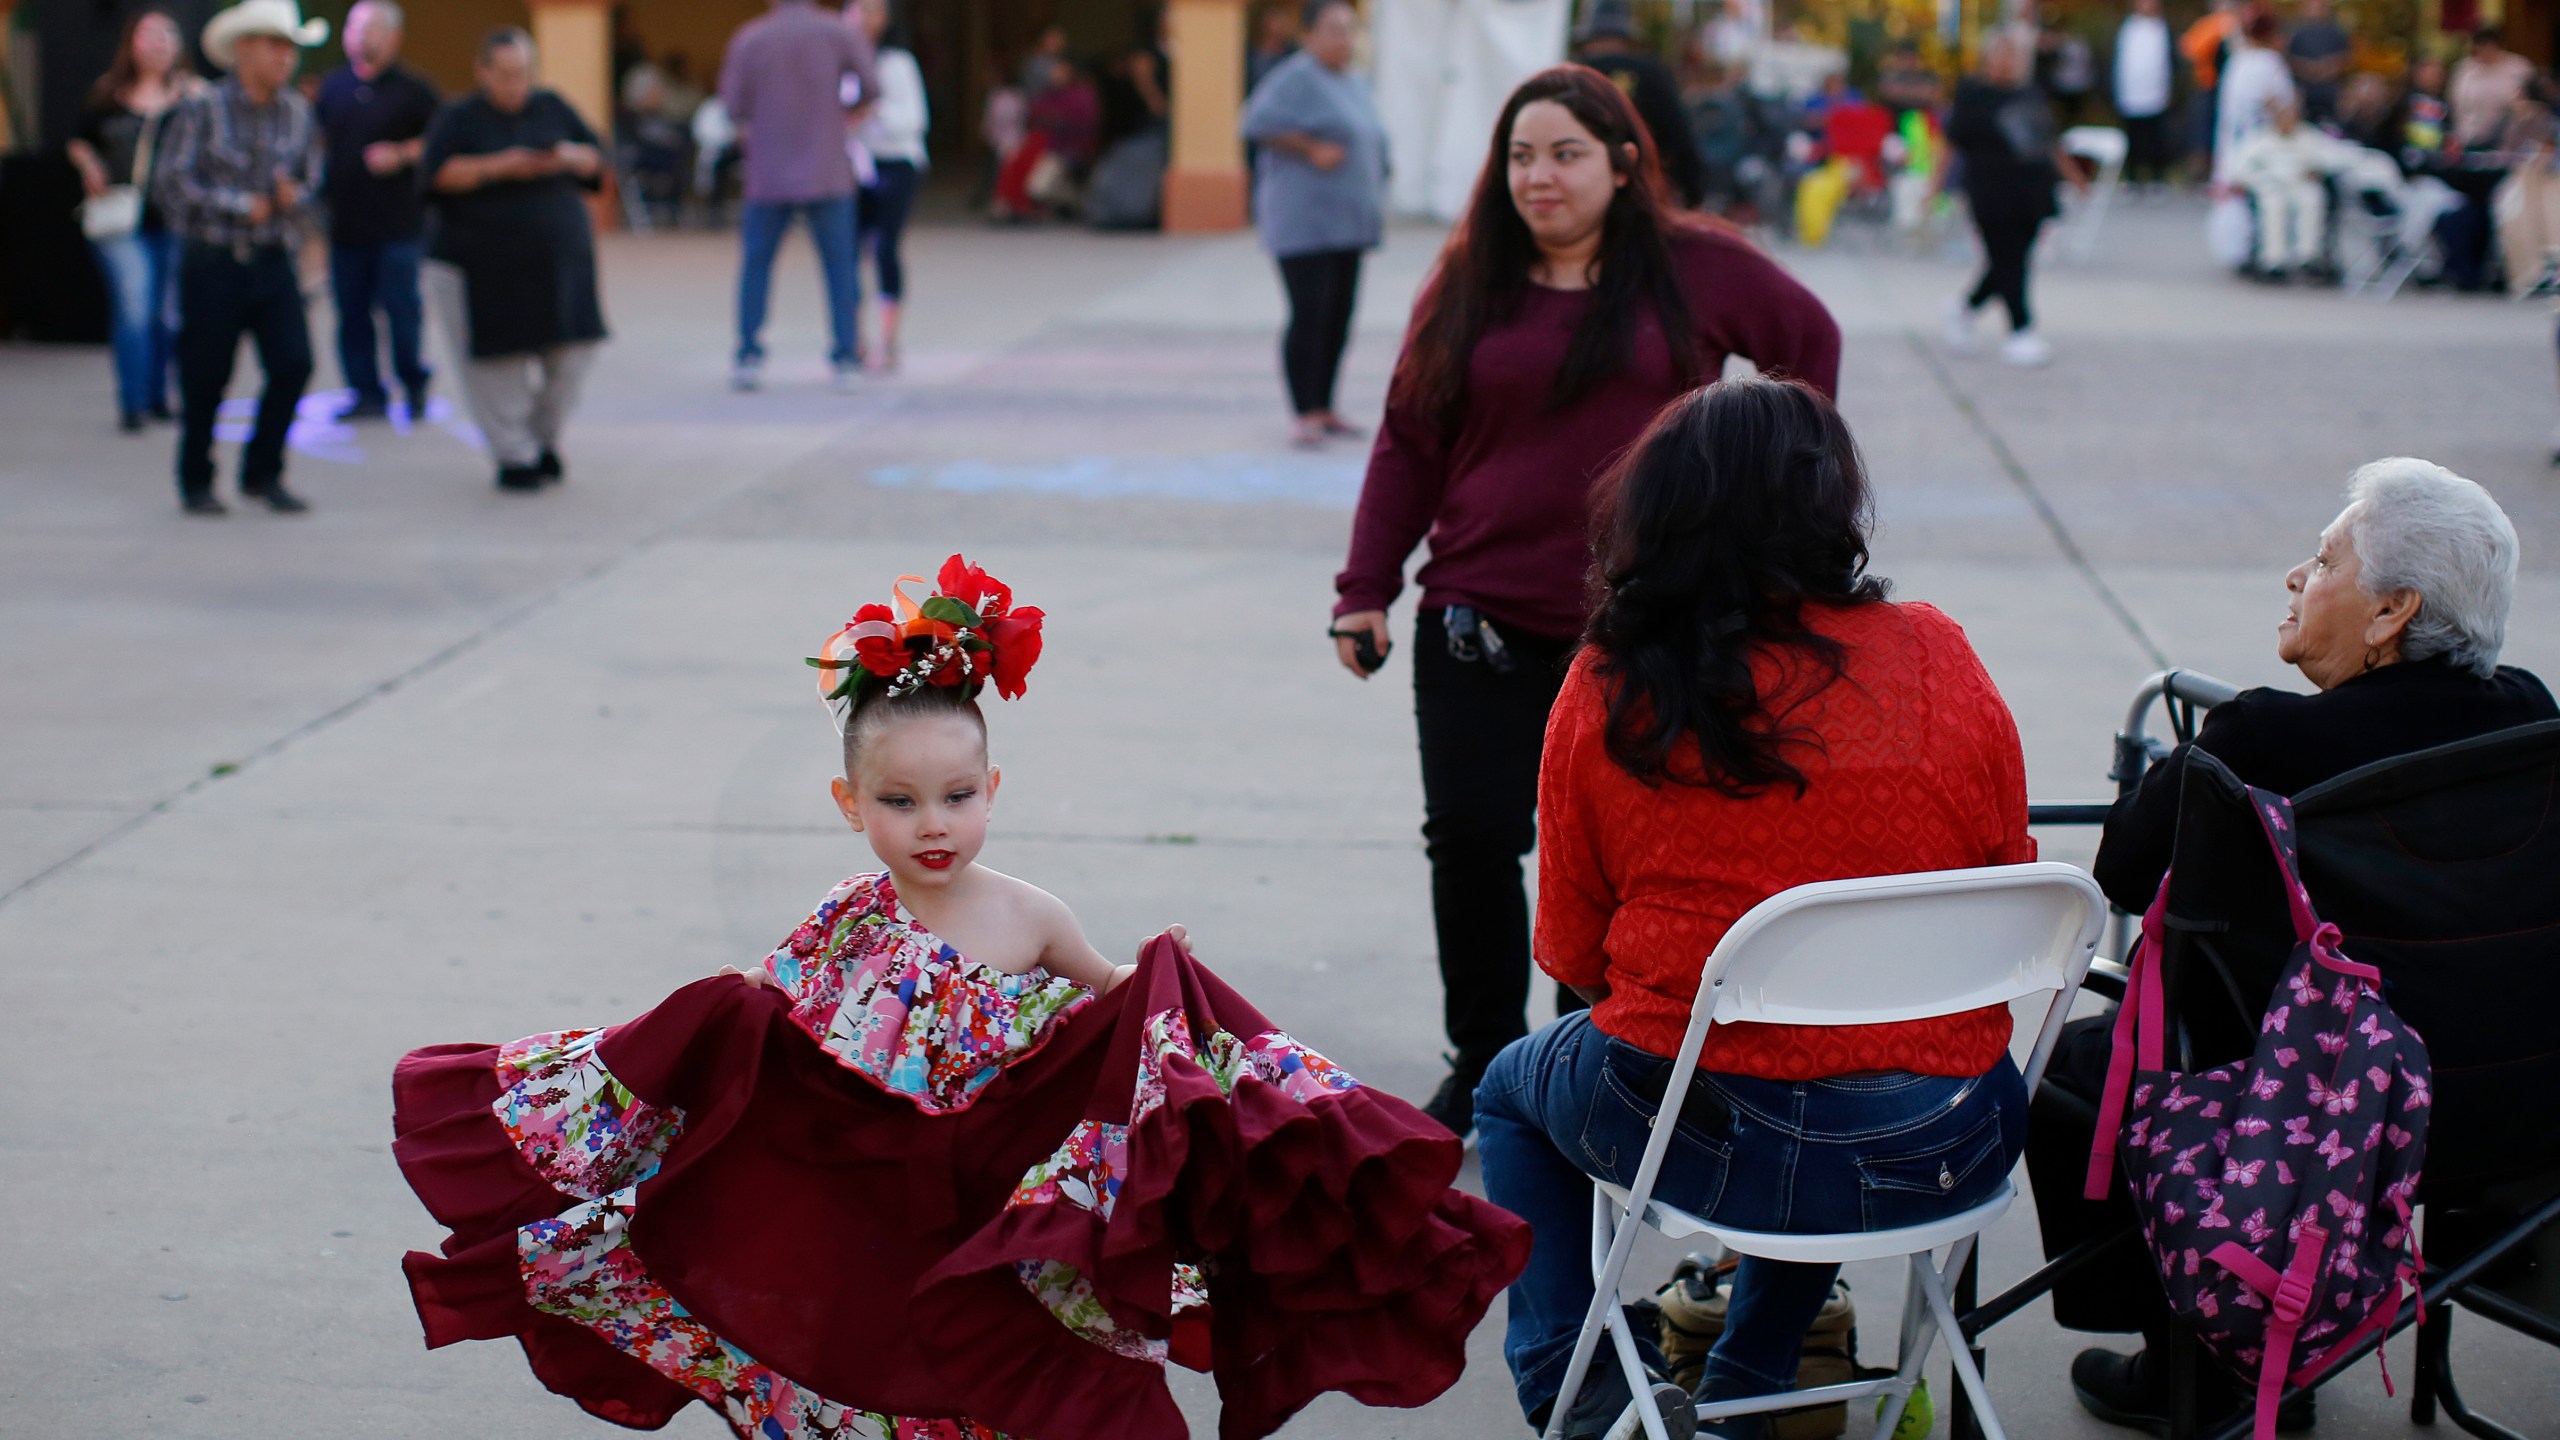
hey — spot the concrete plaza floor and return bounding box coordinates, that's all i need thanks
[4,196,2558,1439]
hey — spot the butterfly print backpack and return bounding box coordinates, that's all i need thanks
[2084,786,2432,1439]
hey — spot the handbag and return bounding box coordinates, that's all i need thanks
[1654,1254,1873,1440]
[78,107,161,241]
[81,186,144,240]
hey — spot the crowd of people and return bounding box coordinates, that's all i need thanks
[66,0,940,510]
[48,2,2553,1438]
[68,0,606,510]
[1319,54,2545,1440]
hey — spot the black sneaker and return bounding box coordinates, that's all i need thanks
[496,464,546,492]
[2070,1347,2314,1436]
[1420,1061,1480,1140]
[1549,1362,1696,1440]
[118,411,145,434]
[536,448,563,482]
[246,484,310,514]
[181,493,228,517]
[335,395,391,423]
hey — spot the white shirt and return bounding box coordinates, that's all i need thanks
[2114,14,2173,118]
[2214,45,2297,182]
[856,47,930,169]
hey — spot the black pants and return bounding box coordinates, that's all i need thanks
[1412,606,1578,1076]
[2122,112,2172,185]
[177,241,313,499]
[859,159,920,302]
[1277,248,1362,416]
[1966,212,2046,333]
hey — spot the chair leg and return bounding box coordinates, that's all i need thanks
[2414,1301,2448,1426]
[1607,1311,1677,1440]
[1916,1249,2008,1440]
[1869,1253,1945,1440]
[1544,1187,1651,1440]
[2424,1309,2535,1440]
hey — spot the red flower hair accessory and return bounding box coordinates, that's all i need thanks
[808,555,1046,727]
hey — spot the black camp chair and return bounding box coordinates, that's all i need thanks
[1961,705,2560,1440]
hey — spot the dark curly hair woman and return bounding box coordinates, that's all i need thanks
[1473,377,2036,1437]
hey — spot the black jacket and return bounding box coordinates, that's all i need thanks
[2094,656,2558,912]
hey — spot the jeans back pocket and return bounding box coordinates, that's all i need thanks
[1855,1111,2008,1232]
[1581,1041,1734,1219]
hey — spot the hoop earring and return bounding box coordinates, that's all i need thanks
[2362,645,2382,673]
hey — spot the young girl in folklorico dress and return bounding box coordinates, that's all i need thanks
[391,557,1529,1440]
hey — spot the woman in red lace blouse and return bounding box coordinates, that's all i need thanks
[1475,378,2035,1438]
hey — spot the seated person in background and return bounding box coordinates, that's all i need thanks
[1476,377,2037,1439]
[2042,456,2553,1434]
[2227,99,2350,279]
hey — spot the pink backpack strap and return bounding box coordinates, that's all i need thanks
[2208,1223,2330,1440]
[2244,788,2384,984]
[2085,873,2171,1201]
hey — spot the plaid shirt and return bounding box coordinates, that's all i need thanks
[153,77,323,251]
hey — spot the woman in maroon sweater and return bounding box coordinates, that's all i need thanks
[1328,66,1840,1137]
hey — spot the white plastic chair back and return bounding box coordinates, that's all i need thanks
[1692,863,2105,1093]
[2059,126,2128,262]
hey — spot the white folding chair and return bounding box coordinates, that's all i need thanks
[2059,126,2129,262]
[1539,862,2107,1440]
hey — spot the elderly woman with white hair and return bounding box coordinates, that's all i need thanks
[2093,457,2551,910]
[2050,457,2554,1434]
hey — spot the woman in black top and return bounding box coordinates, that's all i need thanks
[2055,458,2553,1433]
[420,27,608,493]
[1942,33,2068,368]
[65,10,200,431]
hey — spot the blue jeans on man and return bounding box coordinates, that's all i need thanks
[329,238,431,413]
[735,195,862,367]
[1475,1010,2027,1428]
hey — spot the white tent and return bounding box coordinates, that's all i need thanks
[1371,0,1574,221]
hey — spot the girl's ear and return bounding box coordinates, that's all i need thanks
[830,774,865,832]
[985,764,1003,809]
[1619,141,1639,183]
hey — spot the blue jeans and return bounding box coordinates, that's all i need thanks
[1475,1011,2028,1424]
[330,239,431,407]
[735,196,861,365]
[90,228,178,420]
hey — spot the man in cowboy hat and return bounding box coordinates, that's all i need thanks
[153,0,329,515]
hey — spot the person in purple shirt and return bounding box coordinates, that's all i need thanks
[718,0,876,392]
[1328,67,1839,1144]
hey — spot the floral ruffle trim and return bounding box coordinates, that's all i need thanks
[764,874,1094,1115]
[493,1028,685,1202]
[1000,1008,1364,1363]
[520,1189,1008,1440]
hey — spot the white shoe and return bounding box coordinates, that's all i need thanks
[832,361,862,393]
[730,356,763,392]
[1942,297,1979,353]
[2001,330,2053,368]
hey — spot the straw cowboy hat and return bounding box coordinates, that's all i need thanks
[202,0,329,71]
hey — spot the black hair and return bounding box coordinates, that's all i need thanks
[1584,376,1889,795]
[841,684,987,779]
[1393,66,1699,436]
[1301,0,1354,30]
[478,25,534,64]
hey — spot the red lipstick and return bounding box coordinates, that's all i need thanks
[913,850,957,871]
